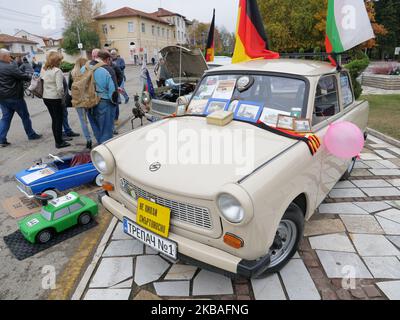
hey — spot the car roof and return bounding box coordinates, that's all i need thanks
[205,58,338,77]
[45,192,80,211]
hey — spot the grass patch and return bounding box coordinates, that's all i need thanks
[362,94,400,140]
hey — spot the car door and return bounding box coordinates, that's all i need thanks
[53,207,74,232]
[311,73,347,204]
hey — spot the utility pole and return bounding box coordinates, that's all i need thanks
[76,0,83,56]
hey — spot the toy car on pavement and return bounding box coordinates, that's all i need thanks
[15,153,103,200]
[93,59,369,278]
[18,192,98,244]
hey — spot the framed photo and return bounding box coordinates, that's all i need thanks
[260,108,290,127]
[204,99,230,115]
[294,119,312,133]
[187,99,208,115]
[234,101,264,123]
[276,115,296,130]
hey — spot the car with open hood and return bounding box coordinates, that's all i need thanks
[93,58,369,278]
[150,46,209,118]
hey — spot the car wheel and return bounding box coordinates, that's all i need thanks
[36,229,53,244]
[79,213,92,226]
[42,189,58,200]
[260,203,305,276]
[340,157,357,181]
[94,174,104,187]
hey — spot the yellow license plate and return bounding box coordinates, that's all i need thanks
[136,198,171,238]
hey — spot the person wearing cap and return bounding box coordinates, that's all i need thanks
[110,50,129,104]
[0,49,42,147]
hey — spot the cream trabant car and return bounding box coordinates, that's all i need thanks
[93,59,369,278]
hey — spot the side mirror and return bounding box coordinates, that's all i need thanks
[176,96,189,115]
[315,104,336,117]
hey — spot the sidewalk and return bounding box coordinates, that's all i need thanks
[72,133,400,301]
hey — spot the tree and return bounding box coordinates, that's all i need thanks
[60,0,104,25]
[62,20,100,55]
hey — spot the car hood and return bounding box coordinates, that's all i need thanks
[160,46,208,80]
[19,213,48,233]
[105,117,297,199]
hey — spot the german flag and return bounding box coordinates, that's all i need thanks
[205,9,215,62]
[232,0,279,64]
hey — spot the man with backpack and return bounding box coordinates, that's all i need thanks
[72,49,116,144]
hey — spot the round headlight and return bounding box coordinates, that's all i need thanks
[92,151,108,174]
[217,193,245,224]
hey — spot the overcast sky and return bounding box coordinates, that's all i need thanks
[0,0,239,37]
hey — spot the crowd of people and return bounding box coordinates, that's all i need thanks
[0,47,136,150]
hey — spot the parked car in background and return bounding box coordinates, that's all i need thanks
[93,59,369,278]
[15,154,102,200]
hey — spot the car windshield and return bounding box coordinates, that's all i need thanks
[187,74,307,124]
[41,209,52,221]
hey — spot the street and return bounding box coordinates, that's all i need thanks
[0,65,149,299]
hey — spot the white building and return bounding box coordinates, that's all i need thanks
[151,8,192,45]
[0,33,39,60]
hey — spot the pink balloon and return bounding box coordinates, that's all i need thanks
[324,122,365,159]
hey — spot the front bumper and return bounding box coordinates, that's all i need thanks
[17,185,35,199]
[98,191,271,278]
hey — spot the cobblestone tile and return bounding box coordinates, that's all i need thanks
[350,234,400,257]
[319,203,368,215]
[316,250,373,279]
[350,288,367,299]
[375,150,397,159]
[103,240,144,257]
[388,179,400,187]
[354,201,392,213]
[363,285,382,298]
[361,153,383,161]
[112,223,133,240]
[111,279,133,289]
[361,187,400,197]
[376,217,400,235]
[133,290,162,300]
[251,274,286,300]
[376,209,400,224]
[363,257,400,279]
[354,161,370,169]
[134,255,170,286]
[352,180,392,188]
[376,281,400,300]
[386,236,400,249]
[388,147,400,156]
[329,189,366,198]
[351,169,374,177]
[336,288,352,300]
[304,219,346,237]
[377,160,398,169]
[309,233,355,252]
[340,215,384,234]
[164,264,198,281]
[154,281,190,297]
[333,181,356,189]
[84,289,131,300]
[363,161,386,169]
[369,169,400,176]
[280,259,320,300]
[192,270,233,296]
[89,257,133,288]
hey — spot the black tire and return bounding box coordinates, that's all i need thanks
[260,203,305,276]
[78,212,92,226]
[36,229,53,244]
[340,157,357,181]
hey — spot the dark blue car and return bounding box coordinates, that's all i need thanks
[15,154,103,199]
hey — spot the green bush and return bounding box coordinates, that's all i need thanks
[344,53,369,100]
[60,61,75,73]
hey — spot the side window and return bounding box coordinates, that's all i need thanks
[340,72,354,108]
[54,208,70,220]
[68,203,83,213]
[313,75,340,125]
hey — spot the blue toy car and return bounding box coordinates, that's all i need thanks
[15,154,103,199]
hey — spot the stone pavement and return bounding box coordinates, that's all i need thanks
[73,133,400,301]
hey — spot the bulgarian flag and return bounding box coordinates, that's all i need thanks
[205,9,215,62]
[326,0,375,65]
[232,0,279,64]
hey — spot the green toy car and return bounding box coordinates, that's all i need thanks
[18,192,98,244]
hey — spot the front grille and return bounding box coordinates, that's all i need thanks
[16,179,31,195]
[120,178,213,230]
